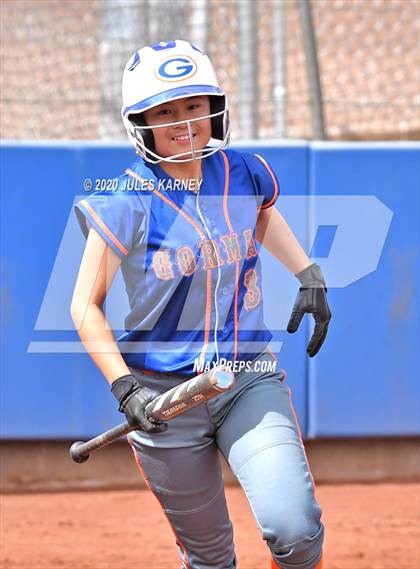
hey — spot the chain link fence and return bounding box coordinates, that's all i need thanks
[1,0,419,141]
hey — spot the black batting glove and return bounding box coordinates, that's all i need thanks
[287,263,332,357]
[111,374,168,433]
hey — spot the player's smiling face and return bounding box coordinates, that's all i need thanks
[143,96,212,160]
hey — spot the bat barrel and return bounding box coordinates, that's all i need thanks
[145,367,234,422]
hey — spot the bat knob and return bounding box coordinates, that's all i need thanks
[212,367,235,390]
[70,441,90,463]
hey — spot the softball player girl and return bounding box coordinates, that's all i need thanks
[71,40,331,569]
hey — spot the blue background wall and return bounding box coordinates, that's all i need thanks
[1,141,419,439]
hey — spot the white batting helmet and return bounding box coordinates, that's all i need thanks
[121,40,230,163]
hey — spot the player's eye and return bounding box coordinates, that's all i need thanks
[157,108,171,116]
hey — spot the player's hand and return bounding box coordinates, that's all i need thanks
[111,374,168,433]
[287,263,332,357]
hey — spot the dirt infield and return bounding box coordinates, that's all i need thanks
[1,483,419,569]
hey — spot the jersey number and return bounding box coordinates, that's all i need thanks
[244,268,261,310]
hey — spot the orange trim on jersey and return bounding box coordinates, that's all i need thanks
[127,436,191,569]
[79,199,129,256]
[254,154,279,209]
[125,167,212,365]
[220,151,239,360]
[198,268,212,366]
[233,264,239,360]
[221,152,233,234]
[125,168,205,239]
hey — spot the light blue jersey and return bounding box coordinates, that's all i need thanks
[75,148,279,375]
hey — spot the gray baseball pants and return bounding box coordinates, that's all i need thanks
[128,352,324,569]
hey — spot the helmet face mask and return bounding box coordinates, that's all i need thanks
[125,98,230,163]
[121,40,230,163]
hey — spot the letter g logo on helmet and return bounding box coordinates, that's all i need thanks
[156,56,197,81]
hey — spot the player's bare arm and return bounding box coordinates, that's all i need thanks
[70,227,129,384]
[256,206,332,357]
[256,205,311,274]
[71,228,167,432]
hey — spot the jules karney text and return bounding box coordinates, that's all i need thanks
[122,177,203,192]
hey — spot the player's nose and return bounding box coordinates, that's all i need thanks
[172,112,190,126]
[170,118,194,137]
